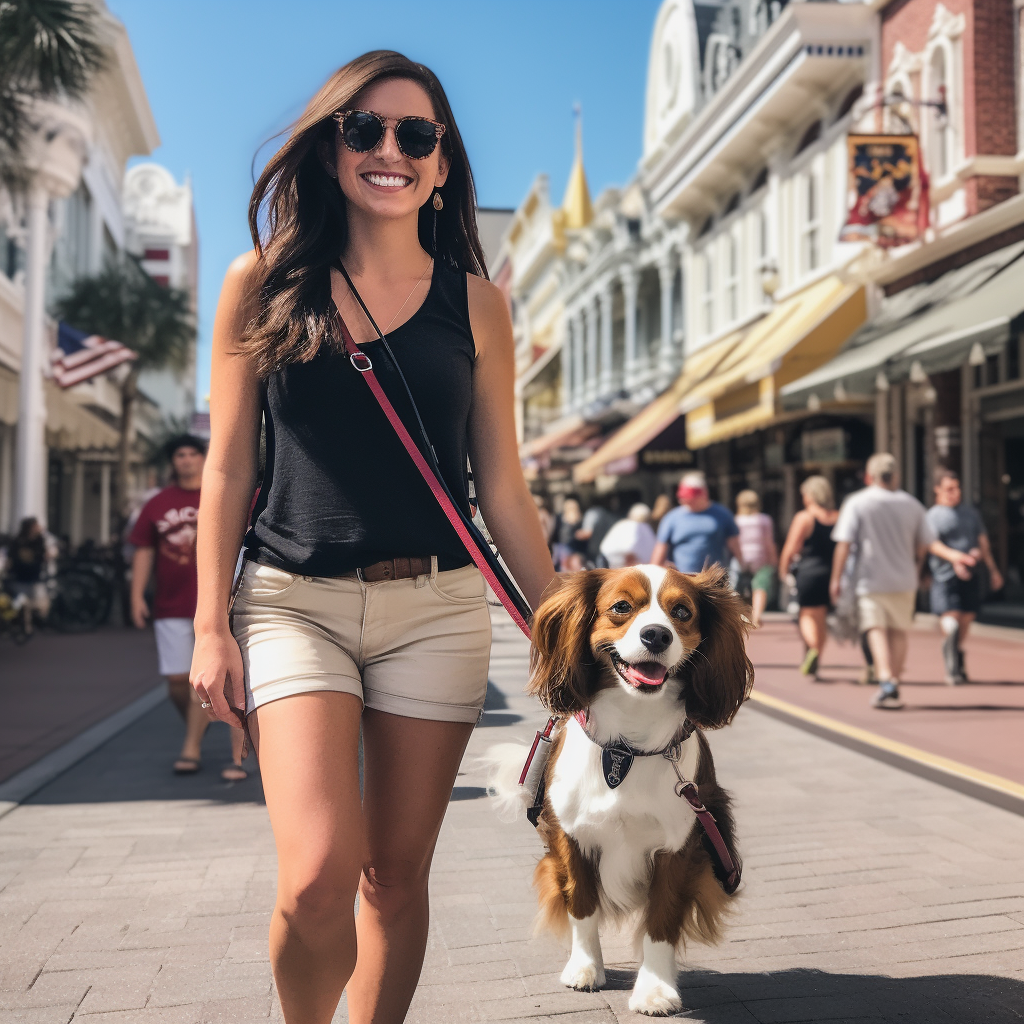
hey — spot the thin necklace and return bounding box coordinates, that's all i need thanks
[346,256,434,338]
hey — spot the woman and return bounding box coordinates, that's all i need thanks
[599,502,657,568]
[190,52,554,1024]
[733,490,777,628]
[553,495,586,572]
[778,475,838,678]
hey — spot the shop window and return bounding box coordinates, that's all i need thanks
[725,232,739,322]
[1008,334,1021,381]
[152,274,170,287]
[702,251,714,335]
[986,353,1000,387]
[144,248,170,261]
[801,173,820,273]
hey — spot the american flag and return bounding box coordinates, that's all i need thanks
[52,322,137,388]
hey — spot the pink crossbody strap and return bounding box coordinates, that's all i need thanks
[333,309,532,639]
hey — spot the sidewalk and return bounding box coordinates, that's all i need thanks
[0,627,163,784]
[748,614,1024,788]
[0,608,1022,1022]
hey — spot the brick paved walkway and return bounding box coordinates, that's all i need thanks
[748,615,1024,787]
[0,627,162,784]
[1,609,1023,1022]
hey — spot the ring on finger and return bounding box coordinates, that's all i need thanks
[201,701,212,709]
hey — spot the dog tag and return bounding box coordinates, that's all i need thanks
[602,744,634,788]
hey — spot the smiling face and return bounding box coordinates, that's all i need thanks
[591,566,703,698]
[327,77,449,222]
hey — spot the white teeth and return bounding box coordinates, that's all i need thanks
[364,173,410,188]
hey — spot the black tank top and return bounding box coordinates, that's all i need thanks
[245,263,475,576]
[800,517,836,565]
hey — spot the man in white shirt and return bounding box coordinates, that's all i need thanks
[830,453,975,709]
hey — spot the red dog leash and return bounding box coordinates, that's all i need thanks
[333,307,531,640]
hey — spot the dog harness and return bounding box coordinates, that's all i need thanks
[518,714,741,895]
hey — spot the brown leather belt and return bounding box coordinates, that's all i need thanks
[347,555,433,583]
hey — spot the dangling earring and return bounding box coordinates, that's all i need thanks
[432,190,443,211]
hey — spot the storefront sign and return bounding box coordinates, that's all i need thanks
[840,135,928,249]
[801,427,846,464]
[640,449,694,468]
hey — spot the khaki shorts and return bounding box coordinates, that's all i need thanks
[231,559,491,723]
[858,591,916,632]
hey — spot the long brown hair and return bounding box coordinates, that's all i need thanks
[242,50,487,376]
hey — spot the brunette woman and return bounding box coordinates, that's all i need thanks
[190,52,555,1024]
[778,475,839,678]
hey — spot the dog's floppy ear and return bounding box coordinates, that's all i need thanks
[527,570,606,716]
[681,564,753,729]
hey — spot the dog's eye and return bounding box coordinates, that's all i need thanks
[610,600,633,615]
[671,603,693,622]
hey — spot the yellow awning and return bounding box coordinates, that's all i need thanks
[572,329,743,484]
[685,276,866,449]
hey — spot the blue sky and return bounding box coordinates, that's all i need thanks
[106,0,662,406]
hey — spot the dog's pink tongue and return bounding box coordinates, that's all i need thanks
[623,662,669,688]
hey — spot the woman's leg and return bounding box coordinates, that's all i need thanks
[346,709,474,1024]
[797,608,818,650]
[751,588,768,628]
[249,692,365,1024]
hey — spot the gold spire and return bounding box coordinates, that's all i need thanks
[562,105,594,230]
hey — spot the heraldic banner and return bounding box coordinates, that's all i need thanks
[840,134,928,248]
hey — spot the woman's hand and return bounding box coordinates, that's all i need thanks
[190,627,246,729]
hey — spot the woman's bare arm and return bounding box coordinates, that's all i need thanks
[778,510,812,579]
[466,275,556,613]
[191,252,263,726]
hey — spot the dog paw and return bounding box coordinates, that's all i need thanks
[560,957,606,991]
[628,977,682,1016]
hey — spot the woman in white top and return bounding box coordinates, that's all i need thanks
[734,490,777,627]
[599,503,657,568]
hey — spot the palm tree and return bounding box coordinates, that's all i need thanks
[54,254,196,519]
[0,0,107,188]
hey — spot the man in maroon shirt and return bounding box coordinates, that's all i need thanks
[130,436,245,779]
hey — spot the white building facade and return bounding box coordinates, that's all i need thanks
[0,3,185,544]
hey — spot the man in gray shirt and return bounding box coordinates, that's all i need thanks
[927,468,1003,684]
[830,453,975,709]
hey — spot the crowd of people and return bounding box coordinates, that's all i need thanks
[534,453,1002,709]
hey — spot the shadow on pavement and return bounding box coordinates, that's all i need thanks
[600,967,1024,1022]
[27,699,264,806]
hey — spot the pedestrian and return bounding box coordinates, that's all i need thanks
[599,502,657,568]
[576,497,618,568]
[651,471,744,574]
[778,475,838,677]
[129,435,246,780]
[553,496,586,572]
[649,492,672,533]
[533,494,555,557]
[830,453,975,709]
[6,517,53,634]
[189,55,555,1024]
[927,468,1003,684]
[733,490,777,628]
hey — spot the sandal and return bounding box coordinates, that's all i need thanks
[221,763,249,782]
[173,756,201,774]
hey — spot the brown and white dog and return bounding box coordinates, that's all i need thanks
[489,564,752,1016]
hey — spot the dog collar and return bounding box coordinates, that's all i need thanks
[572,711,696,788]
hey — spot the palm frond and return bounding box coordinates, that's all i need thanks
[53,253,196,375]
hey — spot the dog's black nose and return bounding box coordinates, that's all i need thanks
[639,625,673,654]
